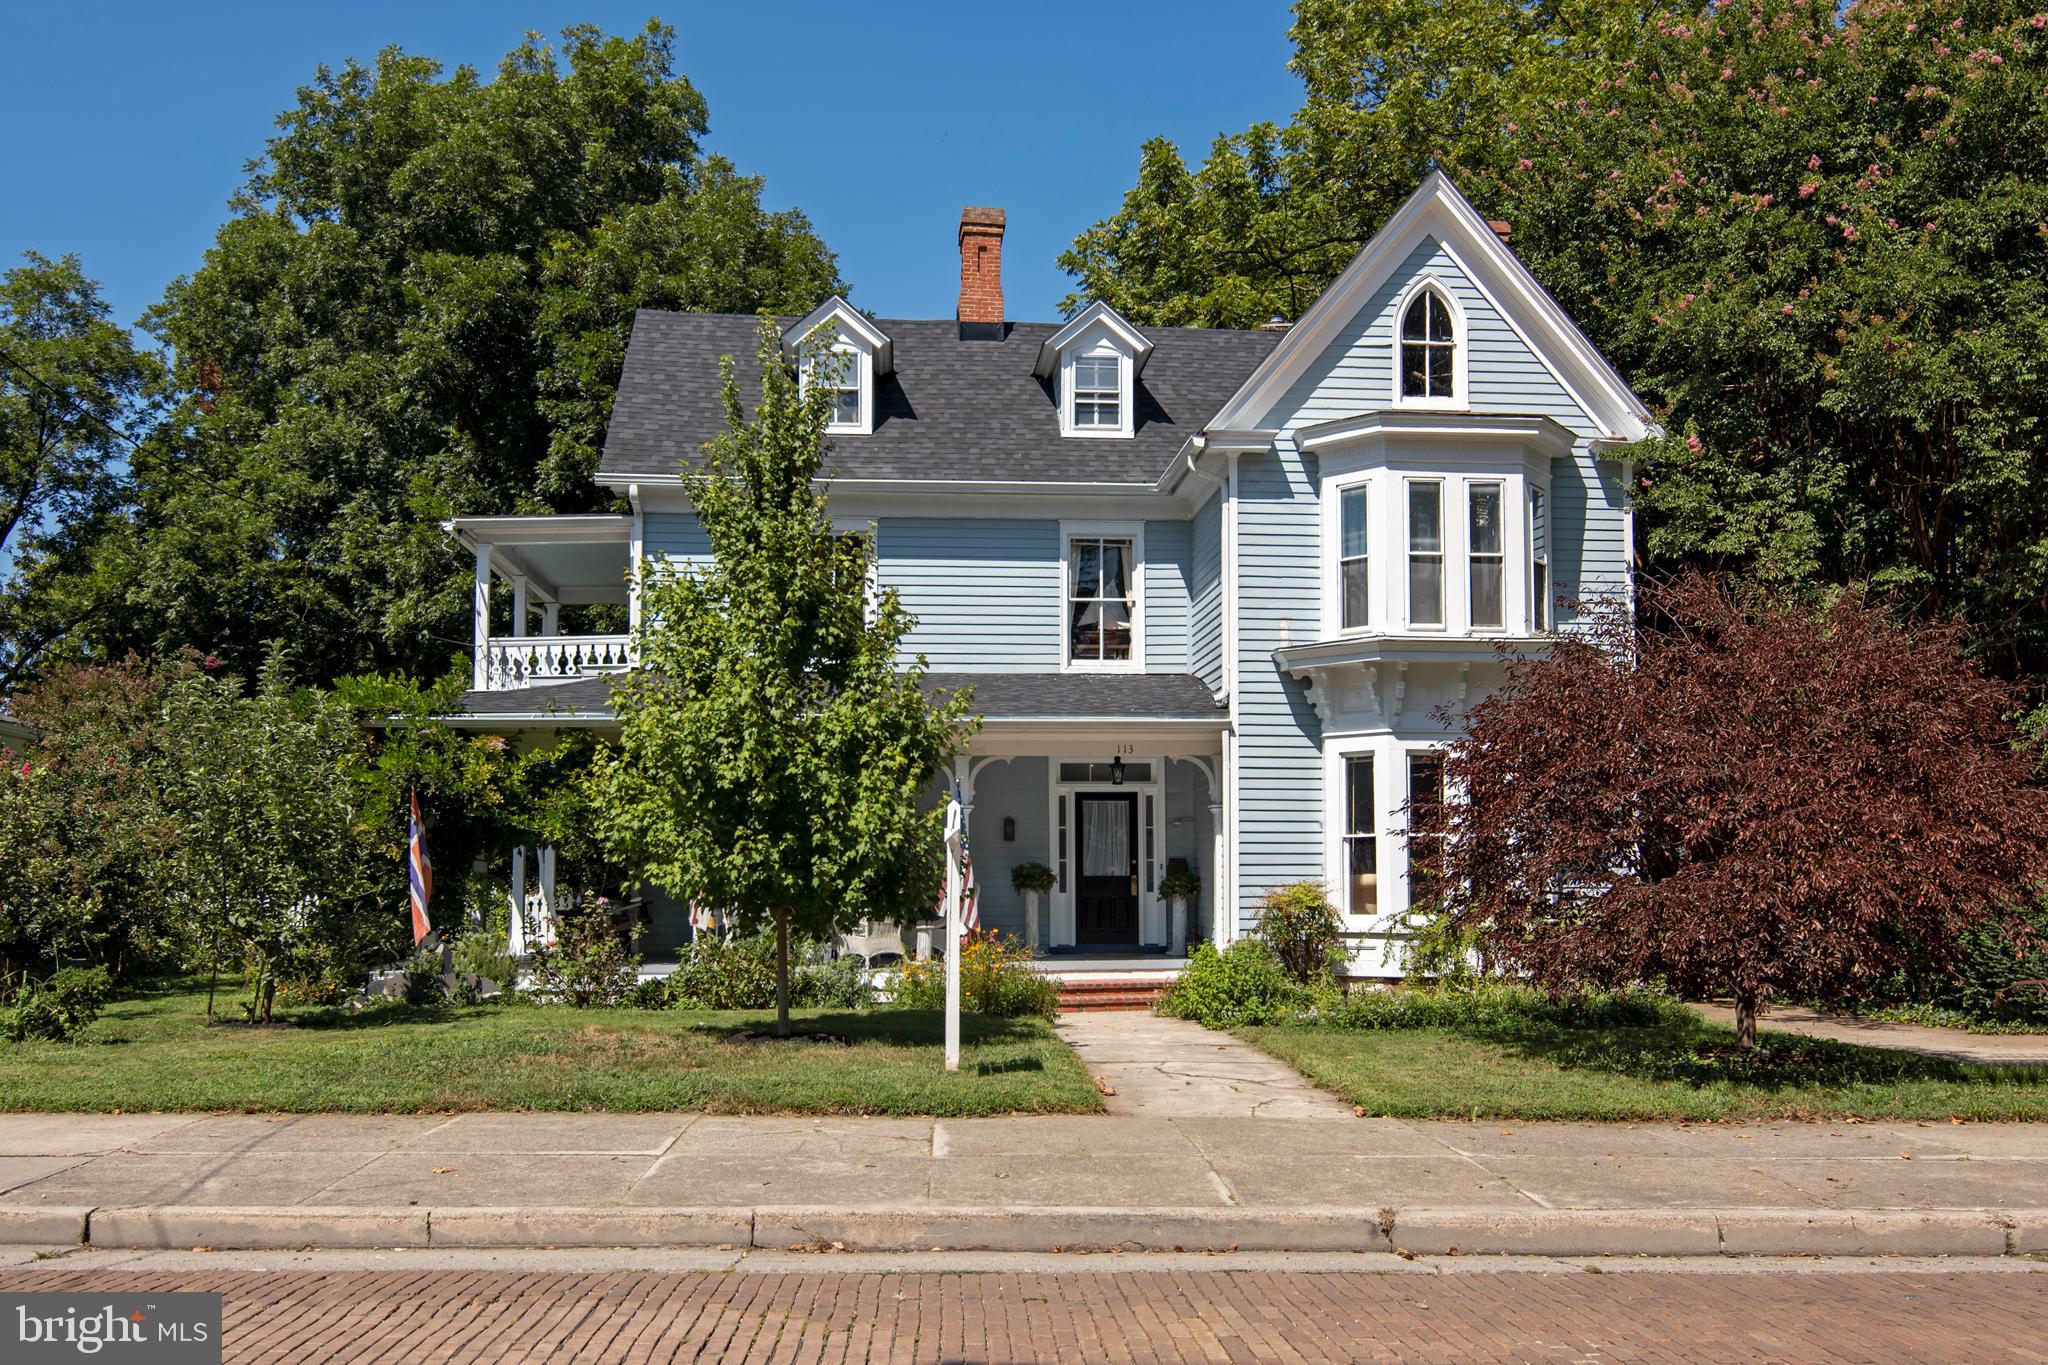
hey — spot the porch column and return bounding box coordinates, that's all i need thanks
[511,575,529,637]
[472,542,492,690]
[538,845,557,942]
[507,846,528,956]
[1209,799,1227,948]
[541,602,559,636]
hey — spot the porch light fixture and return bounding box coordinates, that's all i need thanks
[1110,756,1126,786]
[1002,816,1016,842]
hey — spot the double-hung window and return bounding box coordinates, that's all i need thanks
[1407,480,1444,627]
[1406,752,1446,912]
[1071,355,1121,429]
[1339,485,1369,630]
[1343,754,1379,915]
[1468,482,1504,629]
[816,349,861,429]
[1067,535,1134,663]
[1530,487,1550,632]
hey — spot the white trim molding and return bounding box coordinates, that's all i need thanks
[1387,275,1469,410]
[1058,519,1147,672]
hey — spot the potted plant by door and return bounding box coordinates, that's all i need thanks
[1158,869,1201,956]
[1010,862,1056,952]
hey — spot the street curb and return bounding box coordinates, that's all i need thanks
[2,1204,2037,1256]
[752,1207,1391,1253]
[0,1205,91,1246]
[428,1207,754,1249]
[1389,1210,1720,1258]
[85,1206,430,1250]
[1716,1210,2011,1258]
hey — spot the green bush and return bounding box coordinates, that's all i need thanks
[451,934,517,992]
[1254,882,1343,984]
[1156,940,1308,1028]
[663,933,873,1010]
[623,976,671,1010]
[527,913,640,1008]
[1307,981,1691,1032]
[2,965,112,1042]
[1010,862,1056,895]
[892,932,1058,1019]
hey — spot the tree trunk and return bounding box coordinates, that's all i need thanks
[774,907,792,1039]
[259,973,276,1026]
[1734,987,1760,1049]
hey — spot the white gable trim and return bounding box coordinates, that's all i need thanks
[1033,299,1154,379]
[1207,172,1653,442]
[784,295,893,374]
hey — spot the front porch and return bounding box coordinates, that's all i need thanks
[445,514,638,691]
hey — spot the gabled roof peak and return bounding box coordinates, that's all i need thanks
[1032,299,1154,380]
[784,295,894,374]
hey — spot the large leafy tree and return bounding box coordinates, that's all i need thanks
[592,322,974,1036]
[1066,0,2048,681]
[1437,573,2048,1046]
[1057,0,1647,326]
[0,254,158,684]
[1499,0,2048,678]
[18,22,840,686]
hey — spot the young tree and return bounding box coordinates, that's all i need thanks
[159,660,380,1023]
[1438,574,2048,1046]
[592,321,974,1036]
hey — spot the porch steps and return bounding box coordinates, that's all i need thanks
[1057,976,1171,1013]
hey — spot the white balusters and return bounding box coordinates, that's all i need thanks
[480,634,636,689]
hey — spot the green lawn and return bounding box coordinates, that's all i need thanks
[1241,1016,2048,1121]
[0,982,1102,1117]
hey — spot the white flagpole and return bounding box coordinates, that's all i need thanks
[943,797,963,1073]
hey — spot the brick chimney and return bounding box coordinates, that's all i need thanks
[1486,219,1513,245]
[957,207,1006,339]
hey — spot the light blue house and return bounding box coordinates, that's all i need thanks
[445,174,1653,976]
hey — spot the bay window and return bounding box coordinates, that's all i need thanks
[1530,487,1550,632]
[1407,480,1444,627]
[1344,754,1378,915]
[1406,752,1446,912]
[1468,482,1504,629]
[1339,484,1369,630]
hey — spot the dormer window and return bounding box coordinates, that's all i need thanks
[1035,299,1152,439]
[783,295,892,438]
[1392,280,1463,406]
[817,348,862,430]
[1071,354,1121,429]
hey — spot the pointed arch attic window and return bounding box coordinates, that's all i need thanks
[1400,289,1456,400]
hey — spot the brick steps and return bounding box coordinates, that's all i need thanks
[1057,978,1171,1013]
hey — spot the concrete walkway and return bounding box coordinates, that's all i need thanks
[1053,1011,1353,1118]
[4,1111,2048,1257]
[1691,1002,2048,1065]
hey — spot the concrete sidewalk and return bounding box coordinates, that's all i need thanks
[1690,1002,2048,1065]
[3,1111,2046,1258]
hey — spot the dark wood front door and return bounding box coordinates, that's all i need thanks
[1075,794,1139,945]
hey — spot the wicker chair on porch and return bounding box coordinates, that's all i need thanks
[838,917,908,968]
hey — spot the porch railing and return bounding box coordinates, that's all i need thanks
[481,634,636,690]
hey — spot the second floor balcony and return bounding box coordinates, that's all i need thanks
[446,514,637,692]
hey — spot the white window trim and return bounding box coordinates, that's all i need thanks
[1059,339,1135,440]
[832,513,879,622]
[1466,479,1508,635]
[1389,276,1469,411]
[811,340,871,435]
[1059,519,1145,672]
[1320,472,1380,638]
[1529,485,1551,633]
[1403,477,1448,633]
[1323,735,1449,930]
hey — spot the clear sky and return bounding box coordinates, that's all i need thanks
[1,1,1303,335]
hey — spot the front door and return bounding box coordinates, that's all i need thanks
[1075,794,1139,945]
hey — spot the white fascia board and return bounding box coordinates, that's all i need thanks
[1274,635,1547,670]
[1206,171,1653,441]
[438,712,618,730]
[1032,299,1155,379]
[785,295,893,373]
[442,514,633,546]
[1297,411,1576,460]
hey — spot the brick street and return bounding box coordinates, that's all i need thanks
[5,1259,2045,1362]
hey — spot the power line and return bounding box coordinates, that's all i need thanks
[0,339,151,454]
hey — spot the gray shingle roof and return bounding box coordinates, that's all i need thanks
[452,672,1225,723]
[600,313,1281,485]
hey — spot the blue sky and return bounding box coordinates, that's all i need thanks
[1,2,1302,334]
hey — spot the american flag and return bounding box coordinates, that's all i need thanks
[407,788,433,945]
[688,900,716,934]
[958,829,980,931]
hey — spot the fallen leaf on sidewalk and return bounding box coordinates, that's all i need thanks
[1353,1106,1366,1117]
[432,1167,456,1175]
[1900,1152,1913,1160]
[1093,1076,1117,1096]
